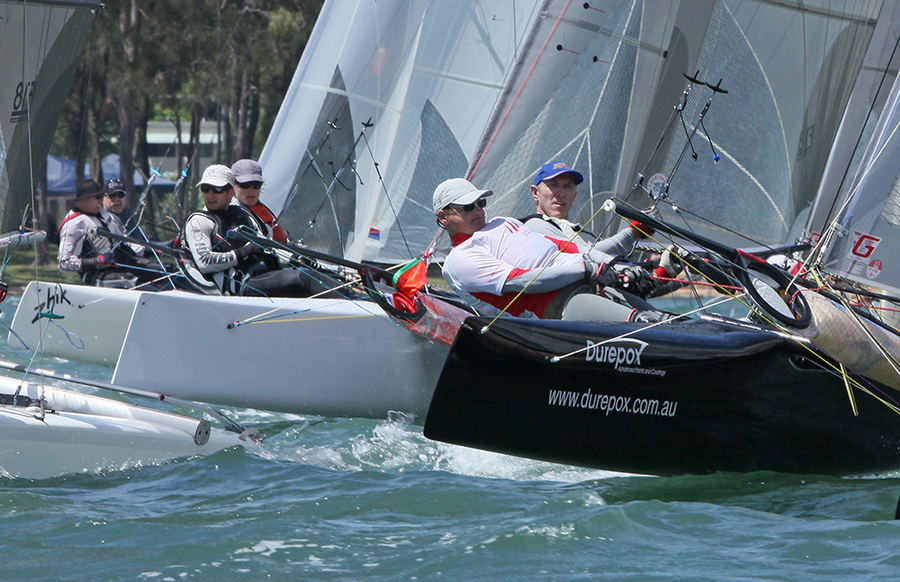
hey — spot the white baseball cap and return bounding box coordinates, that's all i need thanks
[433,178,493,214]
[197,164,234,188]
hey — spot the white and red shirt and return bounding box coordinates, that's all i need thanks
[442,218,592,317]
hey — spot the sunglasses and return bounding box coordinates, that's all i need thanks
[200,184,231,194]
[91,194,104,200]
[105,192,126,199]
[447,198,487,213]
[237,181,263,189]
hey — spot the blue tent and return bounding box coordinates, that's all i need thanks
[45,153,177,195]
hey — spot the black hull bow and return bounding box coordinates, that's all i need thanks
[424,316,900,476]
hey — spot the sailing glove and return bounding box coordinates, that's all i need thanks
[629,219,654,239]
[82,252,113,266]
[234,242,261,259]
[656,244,689,278]
[617,265,657,297]
[584,260,620,288]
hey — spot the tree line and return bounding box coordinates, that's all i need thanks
[50,0,324,238]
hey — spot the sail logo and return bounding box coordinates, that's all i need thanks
[584,339,648,369]
[867,259,882,279]
[10,80,34,124]
[850,232,881,259]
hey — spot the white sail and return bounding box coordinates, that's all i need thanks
[260,0,546,263]
[803,2,900,244]
[0,0,99,232]
[469,0,695,228]
[825,66,900,296]
[262,0,893,264]
[652,1,888,249]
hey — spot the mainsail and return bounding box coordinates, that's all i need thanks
[0,0,99,233]
[804,2,900,243]
[261,0,894,265]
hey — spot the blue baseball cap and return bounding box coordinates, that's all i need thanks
[533,161,584,186]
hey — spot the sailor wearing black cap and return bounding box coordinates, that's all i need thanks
[103,178,138,233]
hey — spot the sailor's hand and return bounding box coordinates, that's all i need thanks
[82,252,113,266]
[658,244,688,278]
[584,260,620,288]
[629,219,654,240]
[234,242,262,259]
[612,264,657,297]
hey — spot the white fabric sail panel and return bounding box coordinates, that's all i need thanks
[827,68,900,296]
[0,0,98,232]
[658,0,883,249]
[259,0,543,263]
[805,1,900,243]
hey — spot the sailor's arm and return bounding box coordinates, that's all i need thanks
[185,214,240,274]
[57,221,86,272]
[502,262,586,293]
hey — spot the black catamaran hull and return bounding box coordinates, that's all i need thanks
[424,316,900,476]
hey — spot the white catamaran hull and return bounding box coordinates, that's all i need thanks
[10,283,448,419]
[11,281,140,366]
[0,376,247,479]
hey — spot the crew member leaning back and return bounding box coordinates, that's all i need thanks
[435,178,665,322]
[184,164,345,298]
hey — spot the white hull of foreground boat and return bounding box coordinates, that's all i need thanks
[0,376,247,479]
[10,283,449,419]
[10,281,141,366]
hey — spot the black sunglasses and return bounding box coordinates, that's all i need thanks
[447,198,487,213]
[237,181,263,189]
[105,192,126,199]
[200,184,231,194]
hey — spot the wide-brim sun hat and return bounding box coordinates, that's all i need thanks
[75,179,104,200]
[433,178,493,214]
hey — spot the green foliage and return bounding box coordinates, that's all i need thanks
[2,248,81,293]
[53,0,325,170]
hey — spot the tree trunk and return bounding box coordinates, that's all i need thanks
[185,101,204,221]
[85,102,100,182]
[116,0,141,203]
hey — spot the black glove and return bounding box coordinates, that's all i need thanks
[233,242,261,260]
[617,265,657,297]
[584,260,620,288]
[82,252,113,267]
